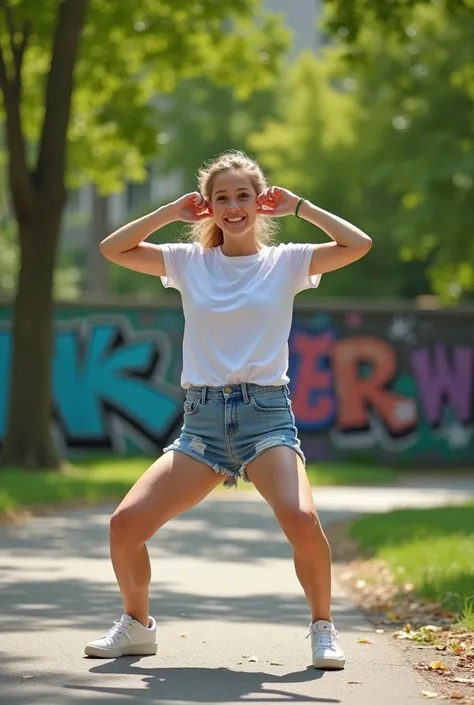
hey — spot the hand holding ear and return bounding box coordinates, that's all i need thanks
[172,192,213,222]
[257,186,300,218]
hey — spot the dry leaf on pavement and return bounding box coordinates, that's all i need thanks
[430,661,447,671]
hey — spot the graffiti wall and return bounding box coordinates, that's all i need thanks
[0,302,473,466]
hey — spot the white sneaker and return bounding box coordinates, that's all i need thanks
[309,620,346,670]
[84,614,157,658]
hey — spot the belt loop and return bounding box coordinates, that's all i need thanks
[200,386,207,405]
[241,382,250,404]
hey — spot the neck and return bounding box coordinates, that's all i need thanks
[220,233,261,257]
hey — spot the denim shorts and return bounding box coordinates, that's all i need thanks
[163,383,306,488]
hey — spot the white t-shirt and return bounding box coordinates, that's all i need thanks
[160,242,321,388]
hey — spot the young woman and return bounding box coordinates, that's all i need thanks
[84,150,372,668]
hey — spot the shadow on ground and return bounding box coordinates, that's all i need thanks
[0,498,362,633]
[0,652,340,704]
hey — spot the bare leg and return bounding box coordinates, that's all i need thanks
[245,446,332,623]
[110,451,223,626]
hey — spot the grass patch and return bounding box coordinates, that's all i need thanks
[0,457,396,517]
[349,503,474,623]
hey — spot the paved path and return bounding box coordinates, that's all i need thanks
[1,482,473,705]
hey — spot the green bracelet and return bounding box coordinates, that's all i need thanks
[295,197,305,219]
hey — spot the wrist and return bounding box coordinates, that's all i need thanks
[294,197,306,219]
[156,202,179,224]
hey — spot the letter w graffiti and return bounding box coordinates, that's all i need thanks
[411,344,474,426]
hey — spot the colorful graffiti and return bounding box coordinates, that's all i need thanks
[0,304,473,465]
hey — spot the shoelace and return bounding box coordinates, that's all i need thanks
[306,626,338,650]
[313,630,337,650]
[101,620,129,645]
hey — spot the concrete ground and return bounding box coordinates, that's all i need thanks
[1,481,473,705]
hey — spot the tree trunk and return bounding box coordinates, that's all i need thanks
[85,187,109,295]
[0,205,63,469]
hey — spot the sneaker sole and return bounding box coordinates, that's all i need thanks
[84,642,158,658]
[312,657,346,670]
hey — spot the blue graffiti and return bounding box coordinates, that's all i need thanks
[0,320,183,451]
[0,330,12,439]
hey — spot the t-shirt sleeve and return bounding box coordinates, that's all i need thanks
[160,243,196,291]
[285,242,322,294]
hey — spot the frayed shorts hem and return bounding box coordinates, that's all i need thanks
[162,444,238,488]
[162,441,306,489]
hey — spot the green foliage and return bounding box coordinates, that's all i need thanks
[159,78,278,193]
[1,1,289,194]
[250,50,430,298]
[252,2,474,301]
[323,0,474,43]
[340,5,474,300]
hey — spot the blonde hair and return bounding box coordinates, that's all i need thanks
[188,150,278,249]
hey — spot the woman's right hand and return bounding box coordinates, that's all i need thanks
[171,192,212,223]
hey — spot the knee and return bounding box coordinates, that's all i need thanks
[281,508,326,548]
[110,507,137,547]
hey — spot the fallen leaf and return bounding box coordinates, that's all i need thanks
[452,643,468,655]
[375,629,384,634]
[420,691,439,699]
[358,637,371,644]
[248,656,259,663]
[348,681,362,684]
[451,678,474,685]
[180,633,187,638]
[449,693,464,700]
[270,661,283,666]
[429,661,447,671]
[21,676,34,681]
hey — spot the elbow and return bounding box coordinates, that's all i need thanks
[360,235,372,254]
[99,240,112,259]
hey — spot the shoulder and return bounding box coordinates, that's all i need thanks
[161,241,205,262]
[161,242,201,255]
[264,242,315,261]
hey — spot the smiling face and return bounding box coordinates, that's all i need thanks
[210,169,258,239]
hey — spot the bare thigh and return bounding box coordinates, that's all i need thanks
[245,446,320,539]
[112,451,223,545]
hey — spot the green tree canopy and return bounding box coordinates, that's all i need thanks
[249,50,430,299]
[253,1,474,302]
[323,0,474,42]
[334,4,474,300]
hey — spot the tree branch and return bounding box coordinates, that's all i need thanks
[36,0,89,198]
[0,43,9,92]
[0,1,31,88]
[0,0,16,56]
[0,39,32,212]
[13,20,31,86]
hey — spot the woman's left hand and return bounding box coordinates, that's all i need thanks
[257,186,301,217]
